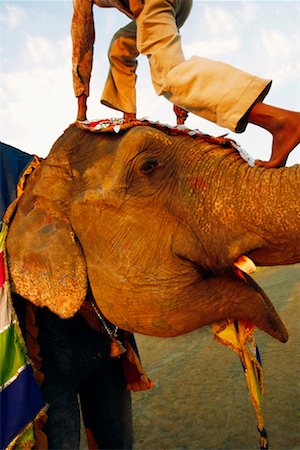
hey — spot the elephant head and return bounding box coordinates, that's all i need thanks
[6,124,300,342]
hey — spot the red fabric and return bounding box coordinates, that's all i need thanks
[0,251,6,286]
[122,354,143,385]
[76,118,239,150]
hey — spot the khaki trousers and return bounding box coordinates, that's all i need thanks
[101,0,272,132]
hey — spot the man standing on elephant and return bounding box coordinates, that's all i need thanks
[71,0,300,168]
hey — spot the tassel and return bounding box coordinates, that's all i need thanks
[110,338,127,358]
[258,427,268,449]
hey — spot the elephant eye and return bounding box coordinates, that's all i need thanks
[140,159,159,174]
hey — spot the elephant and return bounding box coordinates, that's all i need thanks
[5,121,300,345]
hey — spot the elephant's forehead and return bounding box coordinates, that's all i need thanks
[118,127,173,154]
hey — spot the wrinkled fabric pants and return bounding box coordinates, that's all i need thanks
[101,0,271,132]
[37,308,133,449]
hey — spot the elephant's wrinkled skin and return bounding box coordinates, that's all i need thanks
[6,125,300,342]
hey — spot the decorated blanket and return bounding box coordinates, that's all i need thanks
[0,143,46,450]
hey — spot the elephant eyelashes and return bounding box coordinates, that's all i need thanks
[140,159,159,174]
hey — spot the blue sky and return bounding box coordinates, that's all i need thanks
[1,1,299,164]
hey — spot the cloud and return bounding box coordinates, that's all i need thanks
[1,38,113,157]
[235,1,260,24]
[265,60,300,86]
[23,34,71,66]
[183,37,240,59]
[2,63,74,157]
[203,5,237,34]
[24,35,58,65]
[257,29,299,88]
[260,30,293,60]
[0,4,26,30]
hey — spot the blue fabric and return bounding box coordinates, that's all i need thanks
[0,142,34,220]
[0,364,45,450]
[0,143,46,449]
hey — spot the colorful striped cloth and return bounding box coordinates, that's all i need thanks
[0,143,46,450]
[213,319,268,449]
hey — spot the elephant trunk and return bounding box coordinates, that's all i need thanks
[239,164,300,266]
[175,144,300,269]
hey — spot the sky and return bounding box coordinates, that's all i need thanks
[1,0,299,164]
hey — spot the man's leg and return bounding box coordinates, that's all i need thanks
[101,21,139,115]
[37,309,82,449]
[135,0,186,95]
[77,94,88,121]
[135,0,271,131]
[80,358,133,449]
[248,103,300,168]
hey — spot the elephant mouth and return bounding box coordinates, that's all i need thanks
[173,252,288,343]
[248,247,300,266]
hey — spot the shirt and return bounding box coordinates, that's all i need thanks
[93,0,132,18]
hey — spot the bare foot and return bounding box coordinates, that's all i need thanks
[123,112,136,121]
[77,94,87,121]
[248,103,300,168]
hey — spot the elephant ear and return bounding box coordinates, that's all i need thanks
[6,200,87,319]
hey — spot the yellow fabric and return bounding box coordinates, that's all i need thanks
[101,20,138,113]
[212,319,265,432]
[123,335,154,391]
[16,156,41,199]
[6,407,48,450]
[6,423,35,450]
[0,222,8,250]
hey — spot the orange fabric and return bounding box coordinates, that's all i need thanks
[122,335,153,391]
